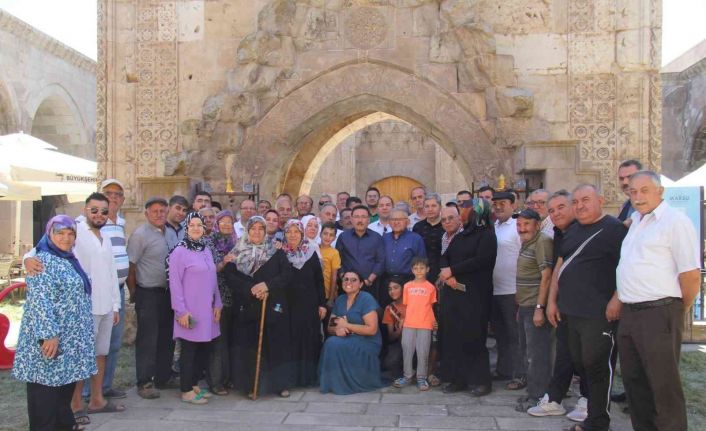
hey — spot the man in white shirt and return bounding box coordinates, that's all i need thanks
[234,199,257,238]
[368,195,393,235]
[71,193,124,415]
[491,191,523,386]
[616,171,701,431]
[526,189,554,238]
[408,186,426,228]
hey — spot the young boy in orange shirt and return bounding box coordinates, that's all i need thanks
[393,257,437,391]
[319,222,341,305]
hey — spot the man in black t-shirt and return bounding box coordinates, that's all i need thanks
[549,185,626,431]
[413,192,445,281]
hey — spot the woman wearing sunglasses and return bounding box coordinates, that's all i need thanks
[319,270,383,395]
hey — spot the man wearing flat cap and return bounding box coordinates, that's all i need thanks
[512,209,554,411]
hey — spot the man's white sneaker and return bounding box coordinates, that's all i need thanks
[566,397,588,422]
[527,394,567,417]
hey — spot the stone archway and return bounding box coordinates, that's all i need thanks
[199,61,507,199]
[28,84,90,159]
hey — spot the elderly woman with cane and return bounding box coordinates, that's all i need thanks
[13,215,96,431]
[224,216,293,398]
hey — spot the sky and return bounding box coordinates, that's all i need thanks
[0,0,704,66]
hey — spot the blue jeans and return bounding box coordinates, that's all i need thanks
[82,287,125,397]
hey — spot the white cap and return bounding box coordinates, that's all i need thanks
[101,178,125,191]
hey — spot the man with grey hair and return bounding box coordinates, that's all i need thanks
[317,193,333,213]
[413,192,444,281]
[409,186,426,228]
[616,171,700,431]
[296,194,314,217]
[526,189,554,239]
[549,184,626,431]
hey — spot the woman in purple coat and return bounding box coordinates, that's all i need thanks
[167,212,222,404]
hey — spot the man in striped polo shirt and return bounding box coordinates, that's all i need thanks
[98,179,130,399]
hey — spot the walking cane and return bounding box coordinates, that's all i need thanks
[251,293,268,400]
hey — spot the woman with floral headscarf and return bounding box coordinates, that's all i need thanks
[207,210,238,395]
[224,216,293,397]
[436,198,497,397]
[282,219,327,388]
[13,215,96,431]
[167,212,222,404]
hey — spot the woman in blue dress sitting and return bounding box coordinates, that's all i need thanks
[13,215,96,431]
[319,270,383,395]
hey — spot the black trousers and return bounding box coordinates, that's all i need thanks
[566,315,617,431]
[180,338,213,393]
[548,315,588,402]
[26,382,76,431]
[491,294,521,378]
[208,305,232,390]
[618,300,687,431]
[135,286,175,387]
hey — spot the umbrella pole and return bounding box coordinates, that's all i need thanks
[251,293,268,400]
[14,202,21,257]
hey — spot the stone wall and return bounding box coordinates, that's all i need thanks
[661,40,706,179]
[98,0,662,216]
[0,10,96,157]
[0,10,97,254]
[309,119,467,199]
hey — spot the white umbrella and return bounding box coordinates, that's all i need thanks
[676,163,706,188]
[0,132,97,202]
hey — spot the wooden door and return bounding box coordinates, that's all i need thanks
[370,176,424,207]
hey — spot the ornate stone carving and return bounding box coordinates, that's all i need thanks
[135,1,178,178]
[344,7,387,50]
[96,0,107,183]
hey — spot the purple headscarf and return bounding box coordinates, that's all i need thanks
[35,215,92,295]
[211,210,238,258]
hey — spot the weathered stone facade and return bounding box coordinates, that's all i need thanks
[661,39,706,179]
[98,0,662,214]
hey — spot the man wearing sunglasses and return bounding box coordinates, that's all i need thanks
[71,192,124,416]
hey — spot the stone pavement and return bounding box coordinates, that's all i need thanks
[84,382,633,431]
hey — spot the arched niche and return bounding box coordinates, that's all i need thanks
[225,61,505,199]
[28,83,91,159]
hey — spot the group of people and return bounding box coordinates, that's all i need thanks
[12,158,700,431]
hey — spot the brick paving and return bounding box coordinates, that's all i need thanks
[84,381,633,430]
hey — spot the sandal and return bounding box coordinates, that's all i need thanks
[428,374,441,387]
[73,409,90,426]
[279,389,290,398]
[181,391,208,405]
[506,377,527,390]
[193,387,213,399]
[87,400,126,414]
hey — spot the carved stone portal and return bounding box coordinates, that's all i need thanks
[97,0,662,214]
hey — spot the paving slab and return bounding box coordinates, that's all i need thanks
[82,380,634,431]
[400,416,498,429]
[284,412,399,427]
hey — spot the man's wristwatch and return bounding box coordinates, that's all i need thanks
[535,304,545,310]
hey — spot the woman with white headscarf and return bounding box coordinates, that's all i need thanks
[282,219,326,388]
[224,216,293,397]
